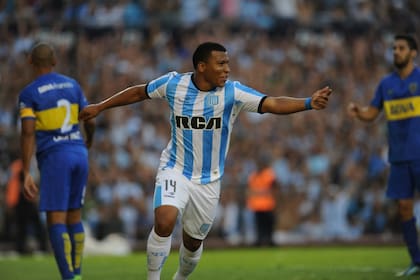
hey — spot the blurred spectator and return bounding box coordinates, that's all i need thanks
[3,158,47,254]
[246,154,278,246]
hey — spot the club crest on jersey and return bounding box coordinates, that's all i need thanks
[205,94,219,106]
[409,83,418,94]
[387,89,394,96]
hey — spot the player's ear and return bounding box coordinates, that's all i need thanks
[197,61,206,72]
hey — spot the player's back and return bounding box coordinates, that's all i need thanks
[19,72,88,157]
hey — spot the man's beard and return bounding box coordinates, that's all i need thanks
[394,57,410,69]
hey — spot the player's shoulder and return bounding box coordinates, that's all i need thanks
[380,72,399,85]
[162,71,182,79]
[51,72,80,85]
[413,66,420,76]
[152,71,185,84]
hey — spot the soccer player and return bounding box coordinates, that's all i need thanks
[19,42,95,280]
[348,34,420,277]
[79,42,332,280]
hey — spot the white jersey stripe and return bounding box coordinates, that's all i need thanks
[181,78,199,179]
[218,82,235,180]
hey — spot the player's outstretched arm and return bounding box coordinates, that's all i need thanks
[79,84,148,121]
[260,86,332,114]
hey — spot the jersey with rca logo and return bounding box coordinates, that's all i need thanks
[146,71,266,184]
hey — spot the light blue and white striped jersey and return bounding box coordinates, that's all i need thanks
[146,71,266,184]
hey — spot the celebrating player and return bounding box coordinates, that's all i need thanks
[348,34,420,277]
[79,42,332,280]
[19,42,95,280]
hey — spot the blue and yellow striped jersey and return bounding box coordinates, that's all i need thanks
[371,66,420,162]
[19,72,88,156]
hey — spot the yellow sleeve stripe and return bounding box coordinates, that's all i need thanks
[20,108,36,118]
[35,104,79,131]
[384,96,420,121]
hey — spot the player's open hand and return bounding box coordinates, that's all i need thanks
[23,173,38,201]
[79,104,101,121]
[311,86,332,110]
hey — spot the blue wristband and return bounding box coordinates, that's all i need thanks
[305,98,312,110]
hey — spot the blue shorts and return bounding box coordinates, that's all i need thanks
[387,160,420,199]
[38,149,88,211]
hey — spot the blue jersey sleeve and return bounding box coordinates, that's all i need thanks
[370,79,384,110]
[19,88,36,119]
[76,83,88,111]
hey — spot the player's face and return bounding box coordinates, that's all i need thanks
[393,39,414,69]
[202,51,230,88]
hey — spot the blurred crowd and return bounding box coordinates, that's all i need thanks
[1,0,420,250]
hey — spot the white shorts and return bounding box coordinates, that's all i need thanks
[153,168,221,240]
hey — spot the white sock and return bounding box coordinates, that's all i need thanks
[172,243,203,280]
[147,228,172,280]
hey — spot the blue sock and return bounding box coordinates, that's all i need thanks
[48,224,74,279]
[68,222,85,276]
[402,217,420,264]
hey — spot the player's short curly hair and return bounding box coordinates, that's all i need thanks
[192,42,226,69]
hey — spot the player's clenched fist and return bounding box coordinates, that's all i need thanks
[311,86,332,110]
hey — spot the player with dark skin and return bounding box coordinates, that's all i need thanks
[21,42,95,280]
[22,45,95,232]
[80,49,331,251]
[80,42,332,279]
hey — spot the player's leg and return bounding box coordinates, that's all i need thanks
[39,152,74,280]
[172,231,203,280]
[67,153,89,279]
[148,206,178,280]
[388,162,420,276]
[47,211,74,280]
[147,169,189,280]
[173,180,221,280]
[67,209,84,279]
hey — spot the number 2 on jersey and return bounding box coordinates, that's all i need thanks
[57,99,73,133]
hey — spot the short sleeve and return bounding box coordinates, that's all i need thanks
[370,79,384,110]
[146,71,178,99]
[19,89,36,119]
[233,81,266,113]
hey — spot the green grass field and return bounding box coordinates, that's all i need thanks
[0,246,410,279]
